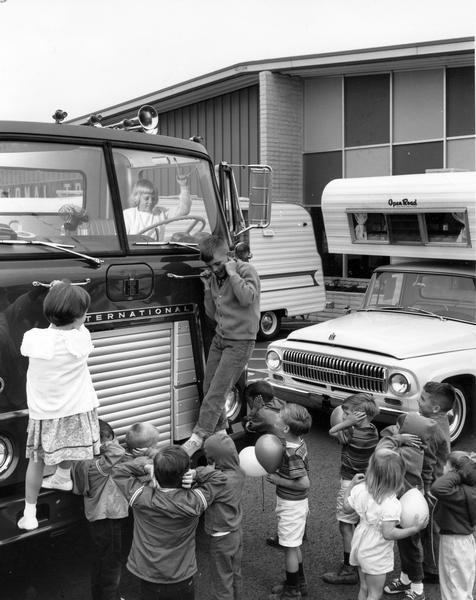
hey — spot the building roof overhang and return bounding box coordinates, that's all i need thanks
[68,37,475,124]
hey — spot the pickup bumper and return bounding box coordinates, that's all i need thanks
[267,379,403,423]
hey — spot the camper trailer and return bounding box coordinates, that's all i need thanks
[266,171,476,442]
[239,201,325,339]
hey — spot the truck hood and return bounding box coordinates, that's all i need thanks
[287,311,476,359]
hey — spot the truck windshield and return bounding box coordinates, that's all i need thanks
[364,270,476,323]
[112,148,222,248]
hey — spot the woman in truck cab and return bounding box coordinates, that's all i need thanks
[123,176,191,241]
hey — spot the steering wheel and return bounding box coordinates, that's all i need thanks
[16,230,37,239]
[137,215,206,237]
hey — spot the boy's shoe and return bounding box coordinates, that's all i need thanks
[384,578,411,594]
[271,578,308,597]
[266,534,283,548]
[269,583,302,600]
[403,591,425,600]
[17,515,39,530]
[321,563,358,585]
[41,473,73,491]
[182,434,204,457]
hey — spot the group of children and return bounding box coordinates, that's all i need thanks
[321,384,476,600]
[16,280,476,600]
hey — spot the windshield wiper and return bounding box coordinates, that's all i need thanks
[0,239,103,268]
[362,305,444,320]
[133,240,200,251]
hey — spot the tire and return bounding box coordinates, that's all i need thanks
[447,382,469,443]
[258,311,281,341]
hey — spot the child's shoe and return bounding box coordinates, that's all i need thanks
[321,563,358,585]
[271,577,308,597]
[384,578,411,594]
[269,583,302,600]
[403,591,425,600]
[41,472,73,491]
[17,515,39,530]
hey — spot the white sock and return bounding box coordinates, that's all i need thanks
[24,501,36,518]
[400,572,411,585]
[55,466,71,480]
[411,582,424,594]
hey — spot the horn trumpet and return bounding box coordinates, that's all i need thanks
[94,105,159,134]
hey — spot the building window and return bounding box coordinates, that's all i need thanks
[303,151,342,206]
[344,74,390,147]
[447,67,475,137]
[392,141,443,175]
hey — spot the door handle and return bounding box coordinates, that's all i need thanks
[32,278,91,288]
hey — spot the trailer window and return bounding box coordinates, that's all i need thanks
[0,142,120,255]
[425,211,469,244]
[112,149,221,249]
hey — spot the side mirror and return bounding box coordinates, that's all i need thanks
[248,166,272,228]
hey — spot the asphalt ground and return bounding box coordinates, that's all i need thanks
[1,317,473,600]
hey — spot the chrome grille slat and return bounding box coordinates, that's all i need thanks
[282,350,387,393]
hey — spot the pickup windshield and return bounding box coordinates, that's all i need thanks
[363,270,476,323]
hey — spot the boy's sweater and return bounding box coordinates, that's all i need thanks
[202,434,245,535]
[71,439,129,522]
[337,422,379,480]
[430,412,451,479]
[113,458,226,584]
[204,259,260,340]
[431,470,476,535]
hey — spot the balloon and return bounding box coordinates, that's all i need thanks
[330,405,344,427]
[399,488,429,528]
[239,446,267,477]
[255,434,284,474]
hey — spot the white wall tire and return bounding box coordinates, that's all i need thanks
[258,311,281,341]
[447,383,468,443]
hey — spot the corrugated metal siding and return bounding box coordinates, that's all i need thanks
[89,320,201,445]
[159,86,259,196]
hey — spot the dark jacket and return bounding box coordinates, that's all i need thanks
[243,396,286,436]
[71,439,129,522]
[113,458,226,585]
[378,412,445,493]
[204,259,260,340]
[431,470,476,535]
[202,433,245,535]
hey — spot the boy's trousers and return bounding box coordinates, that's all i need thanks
[439,533,476,600]
[89,518,124,600]
[397,532,424,583]
[209,528,243,600]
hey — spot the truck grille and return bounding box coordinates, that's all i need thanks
[282,350,387,393]
[89,321,200,445]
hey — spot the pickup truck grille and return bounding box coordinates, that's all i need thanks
[282,350,387,393]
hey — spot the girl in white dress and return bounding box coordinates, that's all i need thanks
[344,449,428,600]
[18,281,100,530]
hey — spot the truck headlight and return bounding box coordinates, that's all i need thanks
[389,373,410,395]
[266,349,282,371]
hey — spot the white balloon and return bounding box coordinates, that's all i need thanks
[399,488,429,528]
[239,446,267,477]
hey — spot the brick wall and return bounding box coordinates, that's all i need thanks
[259,71,303,204]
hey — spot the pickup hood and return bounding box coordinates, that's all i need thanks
[287,311,476,359]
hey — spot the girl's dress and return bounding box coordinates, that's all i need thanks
[21,325,100,464]
[348,482,401,575]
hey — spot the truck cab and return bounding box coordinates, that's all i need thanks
[0,117,270,545]
[266,172,476,442]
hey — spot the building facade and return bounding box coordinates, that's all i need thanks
[72,37,475,289]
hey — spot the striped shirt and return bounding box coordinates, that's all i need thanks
[340,423,379,480]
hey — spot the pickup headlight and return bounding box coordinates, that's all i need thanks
[0,434,14,475]
[266,349,282,371]
[389,373,410,395]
